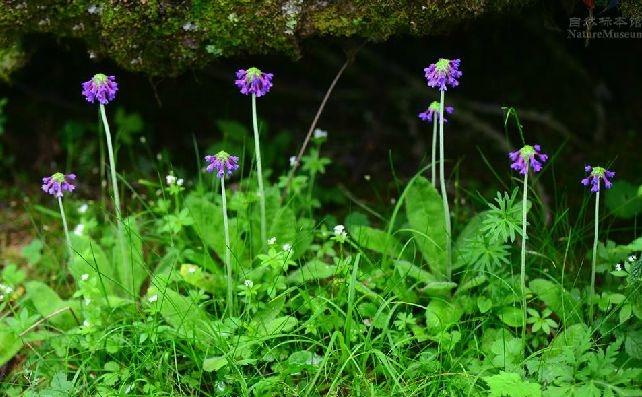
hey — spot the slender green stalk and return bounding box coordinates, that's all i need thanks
[438,90,452,281]
[251,94,267,247]
[100,104,121,220]
[589,190,600,323]
[520,170,529,343]
[57,196,73,261]
[100,104,129,290]
[221,177,234,317]
[431,117,437,187]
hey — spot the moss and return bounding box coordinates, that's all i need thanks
[0,0,534,77]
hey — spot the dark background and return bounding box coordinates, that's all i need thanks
[1,1,640,224]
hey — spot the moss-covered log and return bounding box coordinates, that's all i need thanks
[0,0,536,77]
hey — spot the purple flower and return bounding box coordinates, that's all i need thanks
[205,151,240,178]
[42,172,76,198]
[581,165,615,193]
[82,74,118,105]
[419,101,454,122]
[235,67,273,97]
[424,58,462,91]
[509,144,548,175]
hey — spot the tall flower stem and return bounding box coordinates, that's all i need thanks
[589,190,600,323]
[221,177,234,317]
[439,90,452,280]
[431,117,437,187]
[520,170,529,343]
[57,196,73,260]
[100,104,121,220]
[100,104,128,287]
[251,94,267,247]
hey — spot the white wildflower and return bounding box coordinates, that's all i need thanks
[78,203,88,214]
[244,279,254,288]
[166,175,177,185]
[148,294,158,303]
[289,156,297,167]
[313,128,328,139]
[615,263,623,272]
[267,237,277,245]
[282,243,292,252]
[74,224,85,236]
[81,274,89,281]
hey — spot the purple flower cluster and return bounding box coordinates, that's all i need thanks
[418,101,455,123]
[42,172,76,198]
[509,144,548,175]
[82,74,118,105]
[582,165,615,192]
[424,58,462,91]
[205,151,240,179]
[235,67,273,97]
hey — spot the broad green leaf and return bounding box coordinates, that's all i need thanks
[248,316,297,337]
[625,330,642,360]
[351,225,405,258]
[423,281,457,297]
[483,371,541,397]
[287,260,337,284]
[604,181,642,219]
[25,281,79,329]
[457,275,488,294]
[147,278,210,340]
[69,234,119,297]
[203,356,227,372]
[118,216,148,298]
[529,278,582,326]
[425,299,462,334]
[286,350,322,374]
[404,176,448,280]
[185,196,245,266]
[0,327,21,367]
[453,212,486,268]
[620,304,632,324]
[498,306,523,327]
[394,259,436,284]
[478,297,493,313]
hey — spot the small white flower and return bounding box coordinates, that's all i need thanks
[628,254,638,263]
[83,320,90,327]
[140,136,147,144]
[0,295,4,301]
[282,243,292,252]
[289,156,297,167]
[176,178,184,186]
[4,287,12,294]
[166,175,177,185]
[267,237,277,245]
[74,224,85,236]
[78,203,89,214]
[148,294,158,303]
[81,274,89,281]
[364,174,371,181]
[244,279,254,288]
[156,153,163,161]
[84,298,91,306]
[615,263,623,272]
[87,4,101,14]
[334,225,345,235]
[188,266,197,273]
[313,128,328,139]
[216,381,226,392]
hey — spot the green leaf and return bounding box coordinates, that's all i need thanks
[529,279,582,326]
[423,281,457,297]
[625,330,642,360]
[69,234,119,297]
[20,239,43,265]
[25,281,79,329]
[394,259,436,284]
[287,260,337,284]
[147,278,210,340]
[185,196,245,268]
[425,299,462,334]
[352,225,405,258]
[498,306,524,327]
[0,326,22,368]
[620,304,632,324]
[604,181,642,219]
[248,316,297,337]
[483,371,541,397]
[404,176,448,280]
[478,297,493,313]
[203,356,227,372]
[119,216,148,298]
